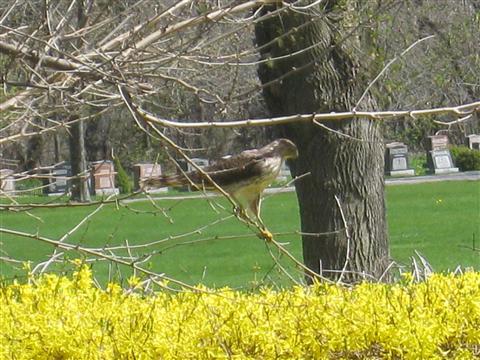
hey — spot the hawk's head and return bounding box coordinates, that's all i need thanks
[272,139,298,160]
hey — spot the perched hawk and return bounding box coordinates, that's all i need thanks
[142,139,298,223]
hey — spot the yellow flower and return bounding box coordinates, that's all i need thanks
[1,270,478,359]
[127,275,141,288]
[71,258,84,267]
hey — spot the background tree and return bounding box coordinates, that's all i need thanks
[369,0,480,149]
[0,1,268,173]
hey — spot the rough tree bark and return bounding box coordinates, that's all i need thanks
[69,117,91,202]
[69,0,92,202]
[255,2,390,282]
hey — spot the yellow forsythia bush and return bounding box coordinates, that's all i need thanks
[1,267,479,359]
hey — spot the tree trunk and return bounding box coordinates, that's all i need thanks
[69,0,91,203]
[25,135,43,170]
[53,132,61,164]
[255,3,390,282]
[69,118,91,202]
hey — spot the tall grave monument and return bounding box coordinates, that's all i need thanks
[91,160,119,195]
[133,163,167,193]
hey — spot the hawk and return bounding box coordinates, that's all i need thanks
[142,139,298,224]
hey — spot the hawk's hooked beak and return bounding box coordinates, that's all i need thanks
[288,146,299,160]
[276,138,298,160]
[284,142,299,160]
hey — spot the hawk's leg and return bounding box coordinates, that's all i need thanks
[251,196,273,241]
[250,195,266,228]
[233,197,272,241]
[251,195,261,221]
[233,205,247,219]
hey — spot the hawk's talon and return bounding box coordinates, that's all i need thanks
[259,229,273,242]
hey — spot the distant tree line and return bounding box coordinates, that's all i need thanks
[1,0,478,174]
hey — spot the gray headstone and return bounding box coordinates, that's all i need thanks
[43,163,72,195]
[187,158,209,172]
[427,149,459,174]
[466,134,480,150]
[277,163,291,181]
[428,135,449,151]
[385,142,414,176]
[391,156,408,171]
[185,158,210,192]
[0,169,15,194]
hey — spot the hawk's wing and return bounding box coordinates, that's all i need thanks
[142,139,297,224]
[141,147,270,191]
[192,148,269,190]
[204,148,282,221]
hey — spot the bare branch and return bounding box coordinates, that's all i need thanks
[130,98,480,129]
[0,226,202,292]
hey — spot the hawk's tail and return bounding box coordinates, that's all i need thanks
[140,175,187,189]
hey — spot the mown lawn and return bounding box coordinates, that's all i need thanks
[1,180,478,287]
[386,180,479,271]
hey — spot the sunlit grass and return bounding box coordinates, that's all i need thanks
[386,180,479,271]
[1,181,478,287]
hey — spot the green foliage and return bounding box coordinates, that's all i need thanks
[15,178,43,196]
[401,118,439,151]
[450,146,480,171]
[113,157,132,194]
[409,153,428,176]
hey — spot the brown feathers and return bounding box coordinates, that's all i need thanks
[142,139,298,221]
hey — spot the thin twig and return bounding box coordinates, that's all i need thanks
[354,35,436,110]
[334,195,351,284]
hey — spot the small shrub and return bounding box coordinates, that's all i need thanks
[1,268,479,359]
[450,146,480,171]
[409,153,428,176]
[113,157,132,194]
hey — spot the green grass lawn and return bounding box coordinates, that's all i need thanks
[386,180,479,271]
[1,181,479,288]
